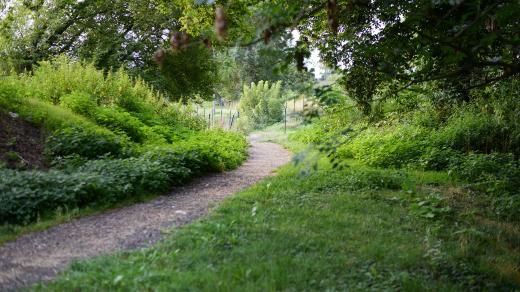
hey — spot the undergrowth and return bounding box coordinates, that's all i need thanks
[0,57,248,227]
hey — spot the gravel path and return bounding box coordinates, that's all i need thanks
[0,135,291,291]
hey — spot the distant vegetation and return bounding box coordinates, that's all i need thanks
[238,80,284,131]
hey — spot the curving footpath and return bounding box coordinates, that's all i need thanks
[0,135,291,290]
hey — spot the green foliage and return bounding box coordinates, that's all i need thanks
[45,126,132,160]
[417,147,460,171]
[433,110,515,154]
[0,129,247,225]
[22,57,167,114]
[449,153,520,221]
[36,158,518,291]
[92,108,147,142]
[409,195,452,220]
[59,91,97,116]
[0,169,105,224]
[343,125,428,168]
[159,44,218,100]
[175,130,249,172]
[0,58,249,226]
[0,156,184,224]
[0,0,183,94]
[238,80,283,131]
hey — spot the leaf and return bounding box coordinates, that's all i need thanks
[113,275,123,285]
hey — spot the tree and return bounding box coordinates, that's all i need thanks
[0,0,218,99]
[170,0,520,112]
[0,0,180,70]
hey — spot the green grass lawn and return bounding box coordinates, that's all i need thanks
[35,128,520,291]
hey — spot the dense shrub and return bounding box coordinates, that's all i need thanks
[417,147,461,171]
[173,130,249,172]
[449,153,520,220]
[19,56,204,130]
[0,157,182,224]
[0,129,248,225]
[77,156,189,195]
[344,125,427,168]
[449,153,520,193]
[0,58,249,226]
[0,169,106,224]
[59,91,97,116]
[238,80,283,130]
[45,126,132,160]
[92,108,146,142]
[433,110,509,154]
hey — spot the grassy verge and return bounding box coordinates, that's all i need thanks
[35,126,520,291]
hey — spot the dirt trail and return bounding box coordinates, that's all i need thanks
[0,135,291,290]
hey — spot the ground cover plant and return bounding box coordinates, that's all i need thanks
[0,57,248,228]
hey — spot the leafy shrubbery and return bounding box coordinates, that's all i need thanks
[292,80,520,221]
[0,58,248,225]
[449,153,520,220]
[45,126,133,159]
[238,80,283,131]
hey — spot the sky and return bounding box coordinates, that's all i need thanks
[290,30,325,79]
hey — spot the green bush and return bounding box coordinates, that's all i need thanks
[59,91,97,116]
[345,125,427,168]
[0,58,250,226]
[433,110,506,154]
[417,147,461,171]
[0,169,106,224]
[0,132,248,225]
[19,56,203,130]
[0,156,185,224]
[449,153,520,220]
[45,126,132,160]
[92,107,146,142]
[238,80,283,130]
[449,153,520,193]
[174,130,249,172]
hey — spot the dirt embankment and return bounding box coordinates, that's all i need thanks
[0,111,48,170]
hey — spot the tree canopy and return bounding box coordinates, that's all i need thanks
[170,0,520,110]
[1,0,518,108]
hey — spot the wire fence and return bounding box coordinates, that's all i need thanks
[189,96,306,132]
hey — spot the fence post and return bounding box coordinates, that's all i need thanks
[284,102,287,134]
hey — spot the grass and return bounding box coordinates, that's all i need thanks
[34,123,520,291]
